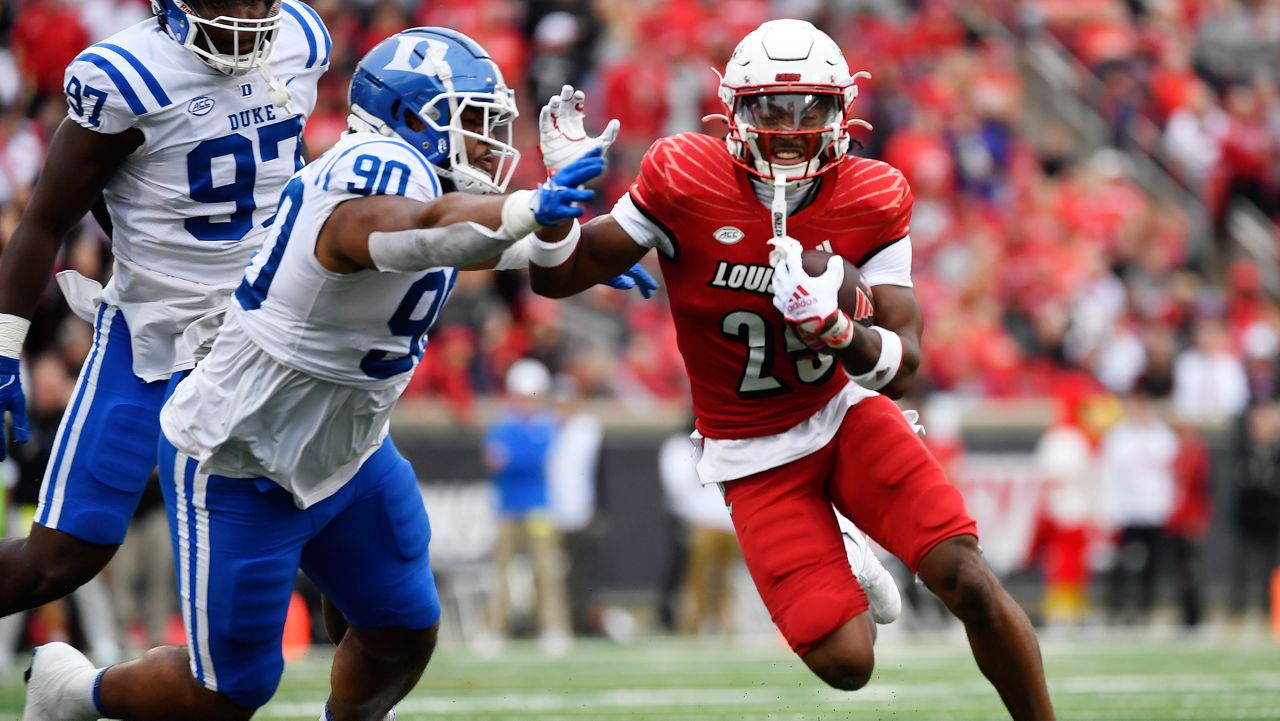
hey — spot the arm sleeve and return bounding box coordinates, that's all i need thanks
[63,54,141,135]
[611,193,675,258]
[858,236,913,288]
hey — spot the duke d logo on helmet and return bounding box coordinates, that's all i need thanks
[384,36,451,79]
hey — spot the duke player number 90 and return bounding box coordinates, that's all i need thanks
[235,158,453,381]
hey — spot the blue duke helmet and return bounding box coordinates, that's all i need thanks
[349,27,520,194]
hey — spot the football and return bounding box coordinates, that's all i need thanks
[799,249,876,327]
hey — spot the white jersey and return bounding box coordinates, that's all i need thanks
[161,132,455,507]
[60,1,328,381]
[233,132,454,386]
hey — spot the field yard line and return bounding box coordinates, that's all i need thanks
[262,685,909,716]
[1052,672,1280,694]
[261,671,1280,719]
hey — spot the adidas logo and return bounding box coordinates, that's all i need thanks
[853,288,874,322]
[786,286,819,314]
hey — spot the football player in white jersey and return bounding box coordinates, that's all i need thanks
[0,0,329,616]
[21,27,626,721]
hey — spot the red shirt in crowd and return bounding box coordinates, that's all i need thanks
[1167,428,1212,539]
[14,0,88,98]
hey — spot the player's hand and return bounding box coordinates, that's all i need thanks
[530,148,605,226]
[600,263,659,299]
[770,243,844,338]
[539,84,620,174]
[0,355,29,461]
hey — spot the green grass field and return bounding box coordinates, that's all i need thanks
[2,632,1278,720]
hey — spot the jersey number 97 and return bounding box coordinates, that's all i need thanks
[186,116,304,241]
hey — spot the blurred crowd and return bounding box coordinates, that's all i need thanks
[0,0,1279,642]
[0,0,1276,418]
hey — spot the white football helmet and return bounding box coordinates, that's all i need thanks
[152,0,283,76]
[711,19,871,182]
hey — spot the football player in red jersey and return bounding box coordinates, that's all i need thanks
[529,18,1055,720]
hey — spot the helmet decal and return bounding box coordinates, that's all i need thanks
[383,36,451,80]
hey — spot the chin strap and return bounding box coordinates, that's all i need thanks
[259,60,295,115]
[347,106,395,136]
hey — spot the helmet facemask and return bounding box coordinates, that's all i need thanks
[709,17,873,185]
[419,89,520,194]
[731,90,846,181]
[157,0,283,76]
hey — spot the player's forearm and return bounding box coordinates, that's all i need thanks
[529,215,646,298]
[528,245,592,298]
[415,193,505,232]
[0,222,70,317]
[832,326,920,400]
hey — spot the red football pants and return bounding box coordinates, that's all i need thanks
[721,394,977,655]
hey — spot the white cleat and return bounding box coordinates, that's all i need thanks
[22,642,101,721]
[842,528,902,625]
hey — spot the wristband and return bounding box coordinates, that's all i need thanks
[499,189,539,241]
[847,325,902,391]
[529,220,581,268]
[819,312,855,349]
[0,313,30,357]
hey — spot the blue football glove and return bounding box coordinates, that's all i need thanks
[601,263,659,299]
[0,355,28,461]
[530,147,606,226]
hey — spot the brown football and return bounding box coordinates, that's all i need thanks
[799,250,876,327]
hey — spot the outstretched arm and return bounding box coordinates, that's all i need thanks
[527,214,650,298]
[317,151,604,274]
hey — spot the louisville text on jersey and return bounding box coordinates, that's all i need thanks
[708,260,776,295]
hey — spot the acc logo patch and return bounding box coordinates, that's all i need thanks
[187,96,215,116]
[714,226,744,245]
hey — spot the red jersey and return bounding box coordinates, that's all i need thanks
[628,132,913,439]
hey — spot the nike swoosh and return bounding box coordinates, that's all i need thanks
[0,377,14,392]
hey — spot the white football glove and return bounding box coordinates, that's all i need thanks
[766,234,803,268]
[538,84,620,174]
[770,239,845,339]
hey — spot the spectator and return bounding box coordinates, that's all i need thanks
[11,0,89,107]
[1228,401,1280,621]
[485,358,572,655]
[1163,81,1227,196]
[107,474,176,653]
[658,423,739,637]
[1172,319,1250,424]
[1099,388,1177,625]
[546,373,604,634]
[1166,417,1212,628]
[1215,83,1277,219]
[5,353,119,665]
[1032,384,1110,627]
